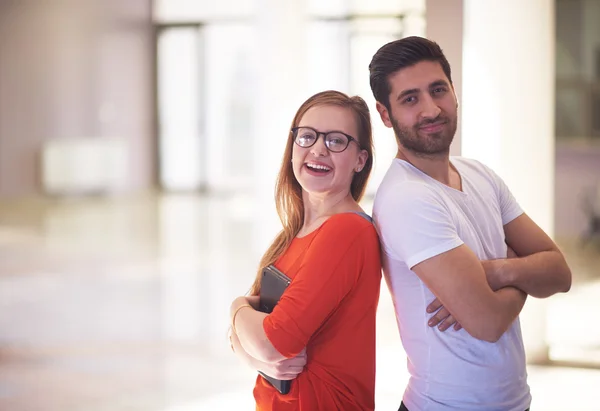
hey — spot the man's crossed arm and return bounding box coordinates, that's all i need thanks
[423,213,571,341]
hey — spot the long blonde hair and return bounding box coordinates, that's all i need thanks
[249,90,374,295]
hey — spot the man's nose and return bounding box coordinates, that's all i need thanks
[420,95,442,120]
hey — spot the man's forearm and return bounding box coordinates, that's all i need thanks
[484,286,527,342]
[488,250,571,298]
[426,282,527,341]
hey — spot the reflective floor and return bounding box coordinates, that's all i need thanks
[0,193,599,411]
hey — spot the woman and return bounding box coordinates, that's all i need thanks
[229,90,382,410]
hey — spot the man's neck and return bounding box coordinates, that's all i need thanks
[396,147,454,187]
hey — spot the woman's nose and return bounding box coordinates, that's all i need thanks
[310,134,329,156]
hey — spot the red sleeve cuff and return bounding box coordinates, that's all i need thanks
[263,310,306,358]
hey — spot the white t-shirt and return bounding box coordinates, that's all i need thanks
[373,157,531,411]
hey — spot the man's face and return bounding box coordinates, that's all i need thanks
[376,60,458,156]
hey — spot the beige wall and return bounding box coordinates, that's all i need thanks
[0,0,156,198]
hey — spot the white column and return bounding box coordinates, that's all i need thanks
[426,0,463,156]
[461,0,555,363]
[252,0,308,257]
[157,28,204,191]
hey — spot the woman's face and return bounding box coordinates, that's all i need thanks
[291,105,367,198]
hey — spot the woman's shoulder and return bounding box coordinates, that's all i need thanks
[319,211,377,239]
[316,213,381,263]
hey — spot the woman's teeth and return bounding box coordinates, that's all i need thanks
[306,163,331,171]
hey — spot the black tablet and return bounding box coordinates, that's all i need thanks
[258,264,292,395]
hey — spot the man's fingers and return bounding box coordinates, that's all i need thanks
[426,298,443,313]
[438,315,456,331]
[454,322,462,331]
[428,306,450,327]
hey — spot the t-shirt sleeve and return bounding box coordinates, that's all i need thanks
[263,216,379,358]
[374,182,463,269]
[482,164,524,225]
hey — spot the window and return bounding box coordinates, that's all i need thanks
[556,0,600,140]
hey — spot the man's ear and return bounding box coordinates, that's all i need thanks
[376,101,393,128]
[451,83,459,108]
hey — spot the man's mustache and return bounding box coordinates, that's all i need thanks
[416,116,448,129]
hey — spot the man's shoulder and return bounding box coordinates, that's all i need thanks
[375,179,441,213]
[452,156,504,189]
[452,156,500,177]
[451,156,488,172]
[375,166,443,207]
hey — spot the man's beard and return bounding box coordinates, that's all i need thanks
[391,113,457,157]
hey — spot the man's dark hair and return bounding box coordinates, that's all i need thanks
[369,36,452,110]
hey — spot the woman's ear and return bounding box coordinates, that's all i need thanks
[355,149,368,172]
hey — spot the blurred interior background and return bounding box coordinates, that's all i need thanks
[0,0,599,410]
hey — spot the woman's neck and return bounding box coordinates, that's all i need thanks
[298,190,359,237]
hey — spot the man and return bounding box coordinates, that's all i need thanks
[369,36,571,411]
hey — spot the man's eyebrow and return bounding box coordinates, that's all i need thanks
[396,88,419,102]
[430,80,450,89]
[396,80,450,102]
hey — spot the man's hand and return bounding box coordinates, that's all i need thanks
[506,246,518,259]
[426,298,462,331]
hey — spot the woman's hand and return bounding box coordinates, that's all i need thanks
[246,295,260,309]
[255,347,308,380]
[230,330,307,380]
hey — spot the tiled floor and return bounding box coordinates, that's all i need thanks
[0,193,599,411]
